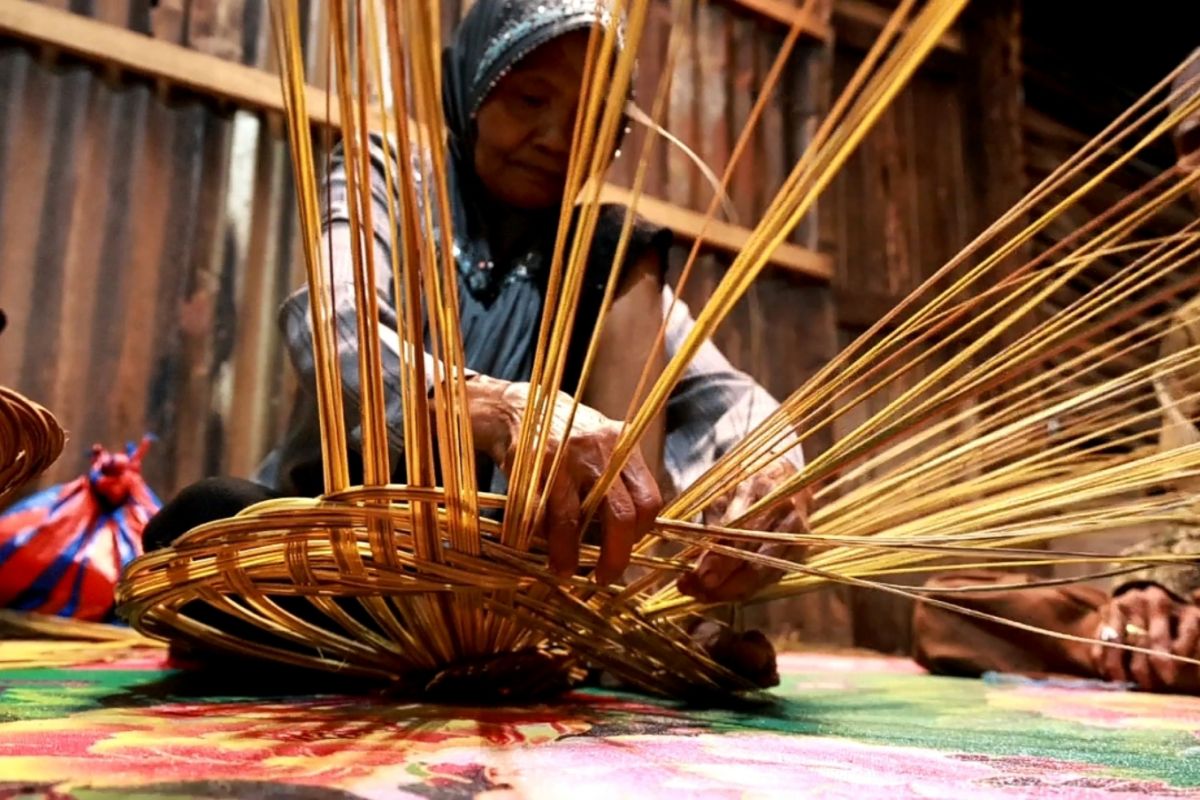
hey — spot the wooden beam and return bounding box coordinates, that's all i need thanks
[1023,109,1088,147]
[0,0,345,125]
[717,0,834,42]
[0,0,832,282]
[833,0,963,54]
[599,186,835,281]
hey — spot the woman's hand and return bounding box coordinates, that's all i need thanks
[1092,585,1200,692]
[677,459,810,603]
[691,620,780,688]
[466,376,662,584]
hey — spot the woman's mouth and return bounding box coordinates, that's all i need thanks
[513,161,565,186]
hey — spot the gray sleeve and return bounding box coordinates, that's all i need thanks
[661,287,804,494]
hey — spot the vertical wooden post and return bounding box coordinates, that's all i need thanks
[740,6,854,647]
[962,0,1026,321]
[959,0,1029,466]
[961,0,1059,576]
[964,0,1024,226]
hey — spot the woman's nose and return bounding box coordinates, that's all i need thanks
[536,106,576,157]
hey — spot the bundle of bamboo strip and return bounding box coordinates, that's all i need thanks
[0,609,165,670]
[117,0,1200,697]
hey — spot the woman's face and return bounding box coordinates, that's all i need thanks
[473,30,591,210]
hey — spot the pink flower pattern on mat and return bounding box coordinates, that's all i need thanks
[3,646,1200,799]
[992,684,1200,732]
[386,734,1198,800]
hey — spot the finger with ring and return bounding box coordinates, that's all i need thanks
[1125,623,1148,638]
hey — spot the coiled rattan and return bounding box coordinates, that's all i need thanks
[0,387,65,507]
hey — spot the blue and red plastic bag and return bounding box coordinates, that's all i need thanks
[0,438,161,621]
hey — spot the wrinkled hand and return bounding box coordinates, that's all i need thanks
[1092,585,1200,692]
[677,459,810,603]
[691,620,779,688]
[467,376,662,584]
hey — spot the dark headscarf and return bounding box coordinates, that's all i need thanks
[439,0,628,302]
[442,0,622,166]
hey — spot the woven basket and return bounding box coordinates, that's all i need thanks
[117,485,751,699]
[0,387,66,507]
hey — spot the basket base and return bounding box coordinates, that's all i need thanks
[167,638,584,704]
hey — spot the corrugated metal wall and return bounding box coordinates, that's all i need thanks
[0,40,306,493]
[0,0,831,503]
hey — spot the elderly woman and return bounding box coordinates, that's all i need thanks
[146,0,807,685]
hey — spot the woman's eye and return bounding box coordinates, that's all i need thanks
[520,93,548,109]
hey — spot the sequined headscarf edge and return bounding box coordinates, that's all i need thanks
[442,0,624,165]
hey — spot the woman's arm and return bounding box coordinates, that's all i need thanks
[582,252,669,492]
[661,288,810,601]
[279,135,661,584]
[660,288,804,492]
[280,135,451,461]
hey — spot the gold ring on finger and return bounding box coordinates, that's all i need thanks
[1125,623,1148,639]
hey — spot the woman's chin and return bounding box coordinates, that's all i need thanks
[481,174,564,212]
[499,188,563,211]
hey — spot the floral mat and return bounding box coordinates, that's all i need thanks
[1,644,1199,798]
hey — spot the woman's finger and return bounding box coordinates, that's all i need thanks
[705,493,729,523]
[620,453,662,537]
[724,482,755,524]
[1172,606,1200,692]
[688,480,753,596]
[692,544,790,603]
[1174,606,1200,659]
[730,541,791,601]
[595,478,637,585]
[704,627,779,688]
[691,551,744,598]
[1123,594,1154,690]
[676,569,704,598]
[709,561,779,603]
[1096,601,1130,684]
[739,494,788,532]
[679,552,736,601]
[752,503,807,553]
[703,561,757,602]
[1147,591,1177,688]
[546,471,582,578]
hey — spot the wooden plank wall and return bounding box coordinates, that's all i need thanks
[827,52,974,319]
[814,40,981,654]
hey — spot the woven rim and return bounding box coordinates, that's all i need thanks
[117,485,757,698]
